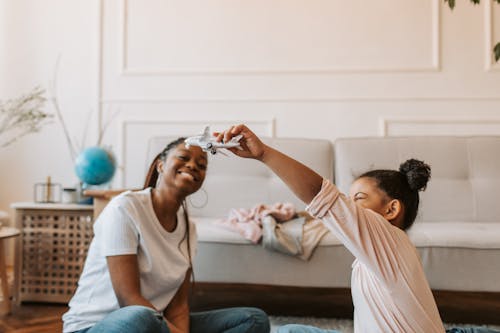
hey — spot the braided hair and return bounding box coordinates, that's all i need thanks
[143,137,197,277]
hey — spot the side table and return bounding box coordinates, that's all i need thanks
[11,203,93,303]
[0,226,20,315]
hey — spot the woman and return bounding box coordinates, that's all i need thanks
[62,137,270,333]
[217,125,499,333]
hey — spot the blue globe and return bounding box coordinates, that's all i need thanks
[74,146,116,185]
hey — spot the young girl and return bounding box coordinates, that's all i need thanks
[217,125,499,333]
[62,138,270,333]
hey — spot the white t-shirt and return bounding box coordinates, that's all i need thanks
[62,188,197,333]
[306,179,445,333]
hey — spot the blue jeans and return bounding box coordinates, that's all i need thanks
[276,325,340,333]
[446,328,500,333]
[73,305,270,333]
[276,324,500,333]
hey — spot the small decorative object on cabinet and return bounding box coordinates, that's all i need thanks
[11,202,93,303]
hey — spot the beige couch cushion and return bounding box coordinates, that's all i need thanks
[408,222,500,249]
[335,136,500,223]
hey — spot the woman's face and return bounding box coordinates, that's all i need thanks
[349,177,390,217]
[158,143,207,195]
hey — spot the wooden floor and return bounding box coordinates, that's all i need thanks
[1,284,499,332]
[0,303,67,333]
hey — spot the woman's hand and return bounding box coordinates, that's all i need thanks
[215,124,268,161]
[164,270,191,333]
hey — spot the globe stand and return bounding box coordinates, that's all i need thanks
[77,182,93,205]
[78,181,113,205]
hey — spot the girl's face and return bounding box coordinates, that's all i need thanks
[349,177,391,217]
[157,143,207,195]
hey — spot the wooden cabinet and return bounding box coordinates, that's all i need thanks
[11,203,93,303]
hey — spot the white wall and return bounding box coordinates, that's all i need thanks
[0,0,101,264]
[1,0,500,219]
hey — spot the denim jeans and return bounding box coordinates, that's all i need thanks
[73,305,270,333]
[190,307,270,333]
[276,324,340,333]
[276,324,500,333]
[446,328,500,333]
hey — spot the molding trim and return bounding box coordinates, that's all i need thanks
[118,0,441,76]
[116,118,275,187]
[485,0,500,72]
[100,96,500,104]
[379,117,500,136]
[120,0,128,75]
[96,0,104,135]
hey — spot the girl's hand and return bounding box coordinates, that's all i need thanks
[215,124,268,161]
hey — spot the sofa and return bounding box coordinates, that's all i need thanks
[334,137,500,292]
[92,135,500,324]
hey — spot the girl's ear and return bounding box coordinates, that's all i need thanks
[384,199,402,222]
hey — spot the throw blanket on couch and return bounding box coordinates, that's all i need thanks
[218,203,329,260]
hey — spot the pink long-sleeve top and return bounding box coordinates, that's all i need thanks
[306,179,445,333]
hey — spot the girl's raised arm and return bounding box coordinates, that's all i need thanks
[217,124,323,204]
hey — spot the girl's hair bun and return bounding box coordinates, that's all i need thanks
[399,159,431,191]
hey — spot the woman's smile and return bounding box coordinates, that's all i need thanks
[177,169,199,182]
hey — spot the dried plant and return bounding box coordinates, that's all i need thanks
[49,87,120,161]
[0,87,53,148]
[49,58,120,161]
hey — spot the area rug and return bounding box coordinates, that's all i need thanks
[269,316,500,333]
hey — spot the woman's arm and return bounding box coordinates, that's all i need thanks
[218,124,323,204]
[163,270,191,333]
[106,254,156,308]
[108,255,188,332]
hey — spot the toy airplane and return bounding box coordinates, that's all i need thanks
[184,126,242,155]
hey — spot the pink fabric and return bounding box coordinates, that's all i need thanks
[218,203,296,243]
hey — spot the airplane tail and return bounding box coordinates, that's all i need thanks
[202,126,211,139]
[230,134,243,143]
